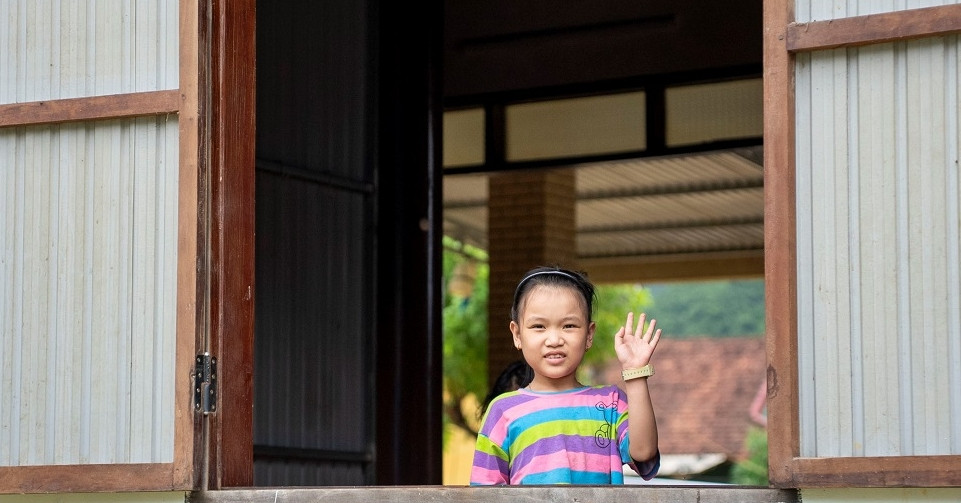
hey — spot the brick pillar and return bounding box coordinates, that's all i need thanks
[487,168,576,387]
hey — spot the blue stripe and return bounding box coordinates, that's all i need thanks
[520,467,615,485]
[513,404,614,430]
[611,470,624,484]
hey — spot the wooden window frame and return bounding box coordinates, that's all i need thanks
[764,0,961,488]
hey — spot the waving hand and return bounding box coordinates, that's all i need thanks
[613,312,661,370]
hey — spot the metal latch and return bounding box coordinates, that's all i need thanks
[194,353,217,414]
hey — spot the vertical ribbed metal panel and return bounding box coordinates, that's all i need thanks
[254,0,375,485]
[0,116,179,466]
[796,36,961,457]
[254,173,372,486]
[256,0,371,181]
[797,0,961,23]
[0,0,178,104]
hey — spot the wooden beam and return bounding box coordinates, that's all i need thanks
[789,455,961,487]
[763,0,800,489]
[787,4,961,52]
[0,90,180,128]
[0,464,182,493]
[579,250,764,284]
[178,0,203,491]
[206,0,257,489]
[191,487,799,503]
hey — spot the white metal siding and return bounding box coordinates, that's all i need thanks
[0,116,179,466]
[796,37,961,457]
[797,0,961,23]
[0,0,178,104]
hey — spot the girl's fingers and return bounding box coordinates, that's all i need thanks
[621,312,662,349]
[650,329,662,348]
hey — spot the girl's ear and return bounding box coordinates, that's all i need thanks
[586,321,596,349]
[510,320,522,349]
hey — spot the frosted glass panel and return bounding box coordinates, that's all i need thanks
[506,92,646,161]
[0,0,179,104]
[666,79,763,147]
[0,116,179,466]
[444,108,485,168]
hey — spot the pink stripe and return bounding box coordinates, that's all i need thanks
[511,451,615,482]
[471,466,508,485]
[488,417,508,445]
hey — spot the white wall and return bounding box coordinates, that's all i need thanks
[0,0,181,467]
[0,0,178,102]
[795,35,961,458]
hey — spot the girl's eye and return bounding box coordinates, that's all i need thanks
[564,324,578,329]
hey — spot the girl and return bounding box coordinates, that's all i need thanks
[470,266,661,485]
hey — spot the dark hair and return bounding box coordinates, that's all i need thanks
[480,360,533,414]
[510,265,596,322]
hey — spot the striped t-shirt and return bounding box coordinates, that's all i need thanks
[470,385,660,485]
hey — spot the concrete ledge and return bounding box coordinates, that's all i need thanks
[191,486,798,503]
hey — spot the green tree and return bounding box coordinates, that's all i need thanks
[442,238,489,438]
[585,283,653,368]
[645,279,765,337]
[730,427,769,486]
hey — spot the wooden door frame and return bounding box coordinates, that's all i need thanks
[207,0,447,486]
[204,0,257,490]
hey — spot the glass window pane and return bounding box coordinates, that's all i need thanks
[506,92,646,162]
[443,108,485,168]
[666,79,762,147]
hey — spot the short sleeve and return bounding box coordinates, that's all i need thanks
[629,450,661,480]
[614,386,660,481]
[470,400,511,485]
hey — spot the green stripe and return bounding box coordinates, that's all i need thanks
[615,412,628,430]
[512,419,610,452]
[475,434,508,461]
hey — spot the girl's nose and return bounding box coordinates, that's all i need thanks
[545,330,563,346]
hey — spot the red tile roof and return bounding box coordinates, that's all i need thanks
[647,336,767,461]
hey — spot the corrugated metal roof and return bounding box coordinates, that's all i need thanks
[443,147,764,272]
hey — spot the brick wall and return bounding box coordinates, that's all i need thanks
[486,168,576,386]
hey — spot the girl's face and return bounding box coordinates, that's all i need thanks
[510,285,595,392]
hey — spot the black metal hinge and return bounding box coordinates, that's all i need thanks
[194,353,217,414]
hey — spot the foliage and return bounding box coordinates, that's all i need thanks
[730,427,769,486]
[442,238,489,437]
[645,279,765,337]
[584,283,653,369]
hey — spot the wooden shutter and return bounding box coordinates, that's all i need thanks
[0,0,204,492]
[765,0,961,488]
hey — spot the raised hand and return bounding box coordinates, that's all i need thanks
[613,312,661,370]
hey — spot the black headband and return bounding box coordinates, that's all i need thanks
[513,270,581,301]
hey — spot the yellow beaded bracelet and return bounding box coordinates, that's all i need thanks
[621,364,655,381]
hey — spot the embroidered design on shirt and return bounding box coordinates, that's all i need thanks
[594,400,618,448]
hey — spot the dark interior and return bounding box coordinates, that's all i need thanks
[252,0,762,486]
